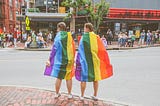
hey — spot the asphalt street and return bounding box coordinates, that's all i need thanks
[0,47,160,106]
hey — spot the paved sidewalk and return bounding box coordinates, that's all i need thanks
[9,41,160,51]
[0,86,127,106]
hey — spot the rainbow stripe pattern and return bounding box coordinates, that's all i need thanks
[75,32,113,82]
[44,31,75,80]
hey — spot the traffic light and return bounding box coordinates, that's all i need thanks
[21,6,26,16]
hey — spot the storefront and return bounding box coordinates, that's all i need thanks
[106,8,160,37]
[75,7,160,38]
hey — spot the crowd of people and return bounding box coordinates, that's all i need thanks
[101,29,160,48]
[1,27,160,49]
[99,29,160,48]
[117,31,136,47]
[138,30,160,46]
[24,31,53,48]
[116,29,159,47]
[0,30,54,48]
[0,32,18,48]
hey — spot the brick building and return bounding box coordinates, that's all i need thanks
[0,0,21,33]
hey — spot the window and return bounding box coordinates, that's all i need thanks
[15,0,19,8]
[9,8,13,20]
[9,0,13,6]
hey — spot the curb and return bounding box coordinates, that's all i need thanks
[16,47,51,51]
[15,44,160,51]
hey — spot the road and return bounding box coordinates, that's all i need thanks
[0,47,160,106]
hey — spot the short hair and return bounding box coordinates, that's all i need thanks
[84,23,94,31]
[57,22,66,31]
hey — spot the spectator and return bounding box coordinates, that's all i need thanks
[101,35,108,48]
[106,29,113,45]
[139,30,146,45]
[24,34,32,48]
[146,30,152,46]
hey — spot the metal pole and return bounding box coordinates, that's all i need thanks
[34,0,36,12]
[46,0,47,13]
[58,0,59,13]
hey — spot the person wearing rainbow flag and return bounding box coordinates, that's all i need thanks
[75,23,113,100]
[44,22,75,99]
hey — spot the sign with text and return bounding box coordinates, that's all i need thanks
[108,8,160,20]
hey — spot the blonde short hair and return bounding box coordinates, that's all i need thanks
[57,22,66,31]
[84,23,94,32]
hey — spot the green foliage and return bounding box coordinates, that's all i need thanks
[62,0,110,34]
[62,0,88,16]
[28,8,40,12]
[88,0,110,33]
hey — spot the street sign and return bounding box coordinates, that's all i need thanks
[26,27,30,30]
[25,16,30,31]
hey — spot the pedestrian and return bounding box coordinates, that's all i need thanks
[44,22,75,99]
[24,34,32,48]
[146,30,152,46]
[13,28,18,48]
[131,33,136,47]
[138,30,145,45]
[106,29,113,45]
[75,23,113,100]
[101,35,108,48]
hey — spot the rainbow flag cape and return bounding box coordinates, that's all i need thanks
[44,31,75,80]
[75,32,113,82]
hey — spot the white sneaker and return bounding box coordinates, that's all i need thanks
[79,96,84,101]
[91,96,98,101]
[54,93,61,98]
[68,94,73,99]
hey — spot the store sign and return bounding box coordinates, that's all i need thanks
[108,8,160,20]
[59,7,65,13]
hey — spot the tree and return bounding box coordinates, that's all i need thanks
[87,0,110,34]
[62,0,110,34]
[62,0,88,19]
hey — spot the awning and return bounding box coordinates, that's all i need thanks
[30,18,66,22]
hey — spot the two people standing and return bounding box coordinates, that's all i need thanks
[44,22,113,100]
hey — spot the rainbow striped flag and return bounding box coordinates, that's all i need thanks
[76,32,113,82]
[44,31,75,80]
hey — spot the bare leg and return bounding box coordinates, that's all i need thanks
[81,82,86,97]
[55,78,62,94]
[66,79,72,94]
[93,81,98,97]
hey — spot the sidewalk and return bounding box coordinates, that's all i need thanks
[0,86,127,106]
[13,41,160,51]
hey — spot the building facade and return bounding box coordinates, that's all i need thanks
[90,0,160,36]
[2,0,159,35]
[0,0,22,33]
[22,0,69,33]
